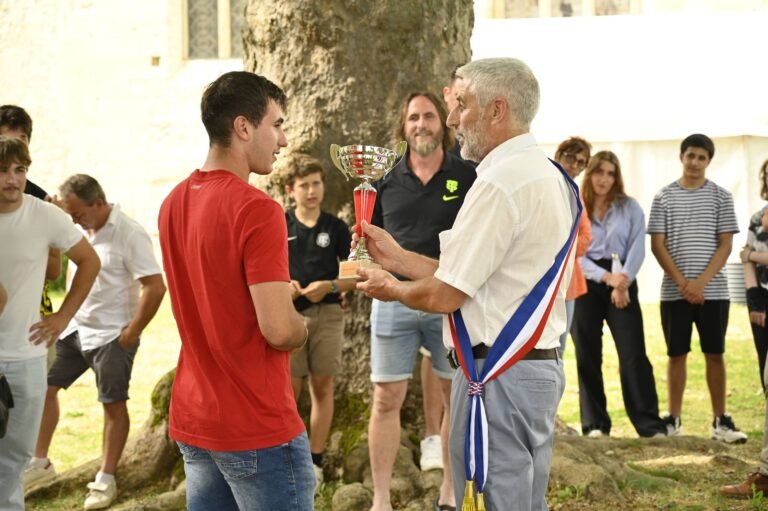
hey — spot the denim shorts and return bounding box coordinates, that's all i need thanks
[370,299,454,382]
[177,431,314,511]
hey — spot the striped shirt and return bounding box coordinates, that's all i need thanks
[647,180,738,301]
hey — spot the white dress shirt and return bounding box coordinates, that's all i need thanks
[435,134,576,350]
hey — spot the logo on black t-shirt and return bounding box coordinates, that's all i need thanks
[316,232,330,248]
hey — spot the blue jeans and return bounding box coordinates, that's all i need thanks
[177,432,315,511]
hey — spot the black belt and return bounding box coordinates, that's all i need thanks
[446,345,559,369]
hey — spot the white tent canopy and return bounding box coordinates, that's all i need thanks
[471,12,768,144]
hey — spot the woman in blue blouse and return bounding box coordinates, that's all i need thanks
[571,151,666,437]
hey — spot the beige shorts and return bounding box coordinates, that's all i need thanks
[291,303,344,377]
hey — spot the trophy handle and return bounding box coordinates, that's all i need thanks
[329,144,349,181]
[394,140,407,158]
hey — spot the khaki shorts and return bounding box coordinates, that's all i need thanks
[291,303,344,377]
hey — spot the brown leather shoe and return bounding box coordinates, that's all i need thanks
[720,472,768,498]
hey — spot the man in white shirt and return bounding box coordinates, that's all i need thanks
[25,174,166,510]
[357,58,576,511]
[0,136,100,511]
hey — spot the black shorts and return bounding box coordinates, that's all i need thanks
[660,300,729,356]
[48,331,139,403]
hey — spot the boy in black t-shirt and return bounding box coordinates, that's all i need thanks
[280,153,354,492]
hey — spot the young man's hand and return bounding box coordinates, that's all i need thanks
[302,280,330,303]
[680,279,705,304]
[289,280,303,300]
[29,312,70,348]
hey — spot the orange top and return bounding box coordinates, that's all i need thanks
[566,200,591,300]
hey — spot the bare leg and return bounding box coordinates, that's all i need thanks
[421,355,443,438]
[438,377,455,508]
[667,354,687,417]
[101,401,129,475]
[308,375,335,454]
[704,353,726,417]
[291,376,304,401]
[369,380,408,511]
[34,386,61,459]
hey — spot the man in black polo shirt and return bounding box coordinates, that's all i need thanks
[368,91,476,511]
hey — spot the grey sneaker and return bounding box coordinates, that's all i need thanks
[662,413,682,436]
[711,414,748,444]
[23,459,56,487]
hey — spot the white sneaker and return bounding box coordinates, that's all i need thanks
[313,464,323,495]
[420,435,443,471]
[23,458,56,487]
[711,414,748,444]
[84,480,117,510]
[586,428,605,438]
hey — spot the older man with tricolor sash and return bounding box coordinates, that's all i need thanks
[357,57,580,511]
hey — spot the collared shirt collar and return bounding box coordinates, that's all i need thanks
[474,133,537,176]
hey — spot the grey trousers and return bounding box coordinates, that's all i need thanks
[450,357,565,511]
[0,356,47,511]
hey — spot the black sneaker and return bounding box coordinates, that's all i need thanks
[711,414,748,444]
[661,413,682,436]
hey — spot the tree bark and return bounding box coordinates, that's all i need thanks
[243,0,474,417]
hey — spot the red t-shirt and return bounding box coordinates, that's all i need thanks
[158,170,305,451]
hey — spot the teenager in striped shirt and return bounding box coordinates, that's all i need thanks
[648,133,747,444]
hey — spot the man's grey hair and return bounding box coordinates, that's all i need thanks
[59,174,106,205]
[456,58,540,130]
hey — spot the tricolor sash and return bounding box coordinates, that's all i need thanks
[448,160,582,511]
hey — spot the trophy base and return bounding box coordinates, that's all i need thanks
[339,259,381,280]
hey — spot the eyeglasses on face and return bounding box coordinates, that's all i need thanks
[562,153,588,169]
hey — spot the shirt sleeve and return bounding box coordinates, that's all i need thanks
[371,181,383,227]
[242,199,290,285]
[124,228,163,281]
[434,179,516,298]
[45,202,84,252]
[717,189,739,234]
[580,255,606,283]
[335,217,352,262]
[646,189,666,235]
[746,209,763,249]
[622,198,646,282]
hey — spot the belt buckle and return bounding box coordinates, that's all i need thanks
[446,349,459,370]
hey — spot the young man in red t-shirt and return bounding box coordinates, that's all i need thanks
[158,71,314,510]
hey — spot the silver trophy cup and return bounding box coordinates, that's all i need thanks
[330,142,407,279]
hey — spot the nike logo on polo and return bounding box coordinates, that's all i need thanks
[442,195,459,201]
[287,236,297,241]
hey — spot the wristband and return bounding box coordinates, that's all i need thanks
[329,280,338,294]
[747,286,767,312]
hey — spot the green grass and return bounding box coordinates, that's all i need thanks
[46,298,764,478]
[557,303,765,440]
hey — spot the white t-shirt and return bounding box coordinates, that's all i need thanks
[435,134,576,350]
[64,204,162,351]
[0,196,83,360]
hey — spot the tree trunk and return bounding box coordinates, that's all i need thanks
[243,0,474,420]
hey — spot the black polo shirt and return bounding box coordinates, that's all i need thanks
[25,179,48,200]
[286,209,352,312]
[371,150,477,259]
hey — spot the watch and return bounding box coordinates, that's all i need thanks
[329,280,338,293]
